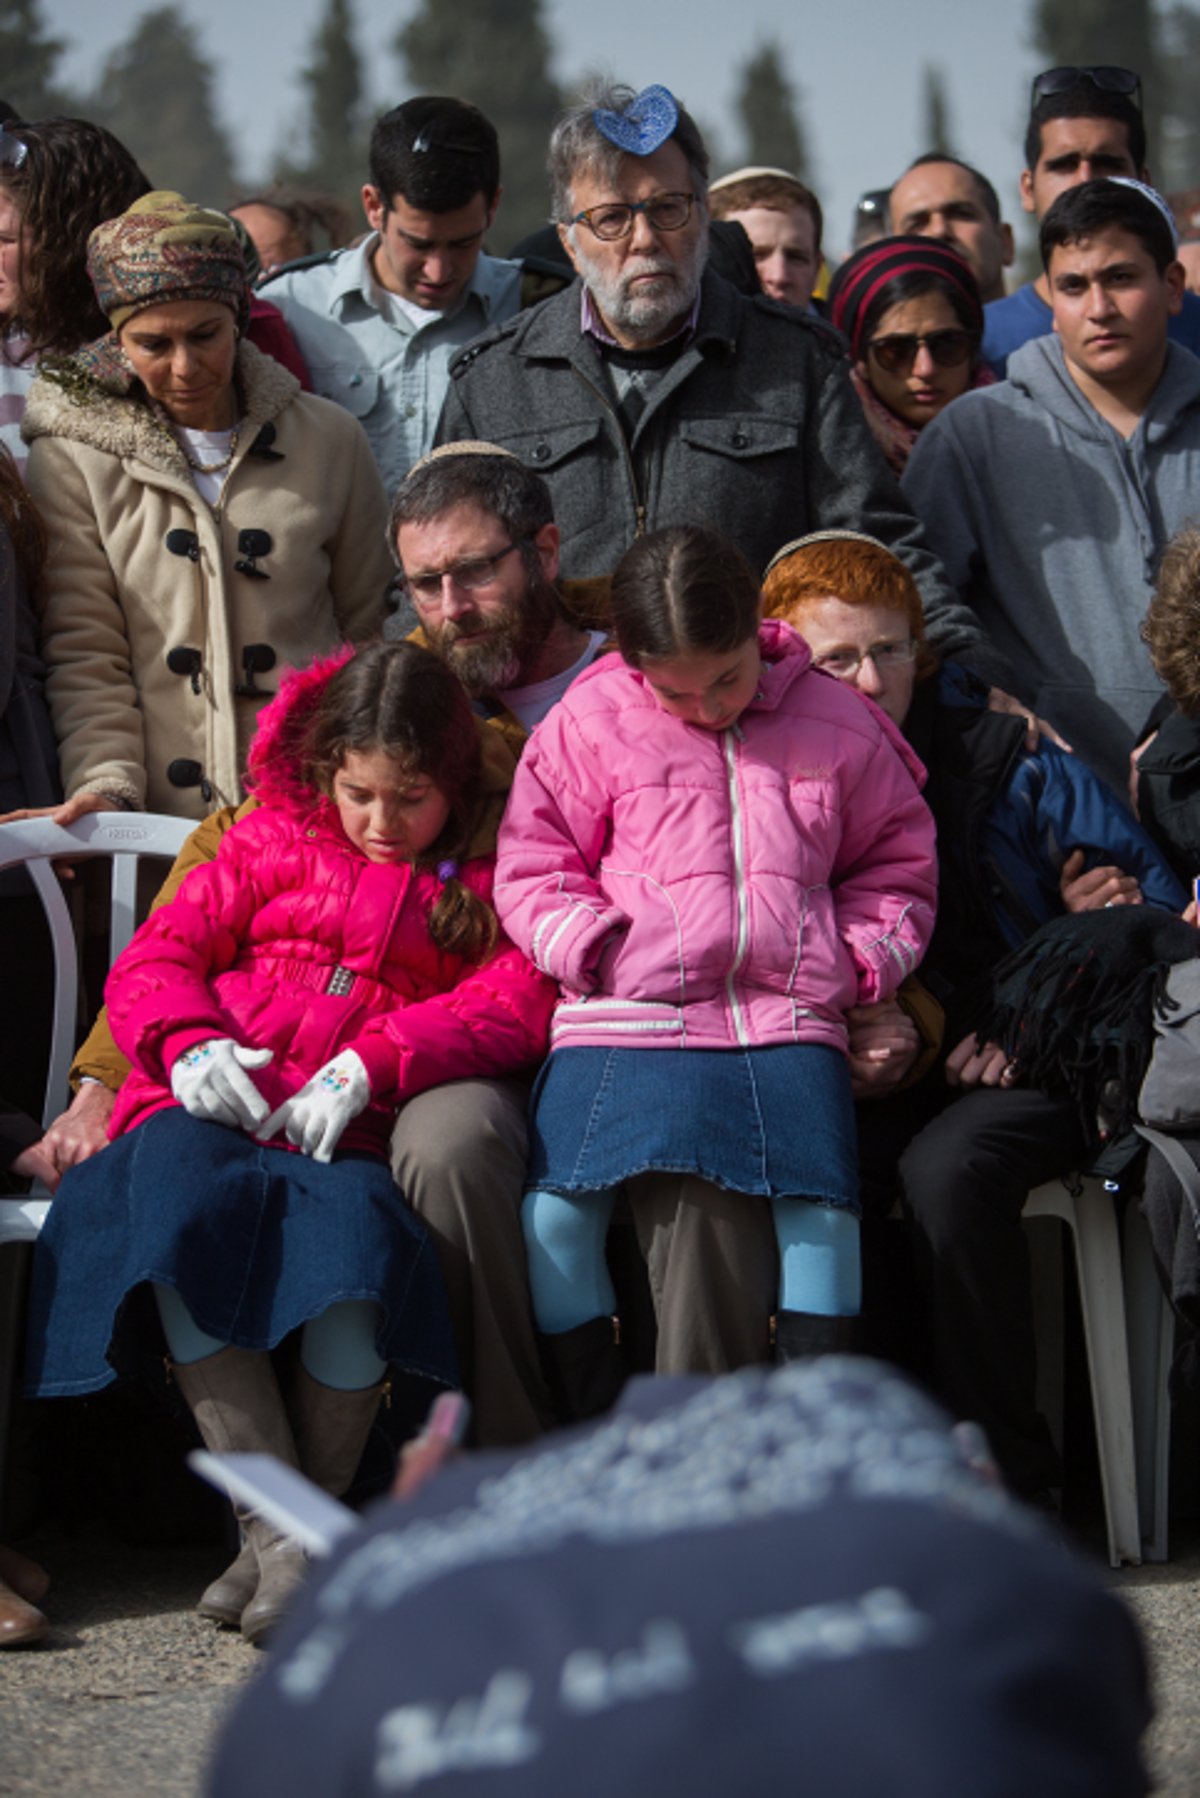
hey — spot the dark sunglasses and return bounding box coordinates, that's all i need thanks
[1031,66,1142,110]
[867,328,975,374]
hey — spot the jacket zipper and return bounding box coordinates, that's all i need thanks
[569,365,647,537]
[722,728,750,1045]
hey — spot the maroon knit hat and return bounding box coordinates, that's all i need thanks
[827,234,983,360]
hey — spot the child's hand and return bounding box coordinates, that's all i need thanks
[256,1049,370,1163]
[170,1038,274,1130]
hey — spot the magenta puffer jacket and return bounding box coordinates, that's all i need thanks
[495,619,937,1055]
[105,652,555,1153]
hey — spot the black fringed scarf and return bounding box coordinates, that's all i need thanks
[968,908,1200,1158]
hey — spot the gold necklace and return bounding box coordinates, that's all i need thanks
[154,403,241,474]
[178,422,241,474]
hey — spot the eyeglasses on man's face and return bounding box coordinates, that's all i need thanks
[403,540,522,606]
[812,640,918,678]
[569,193,696,242]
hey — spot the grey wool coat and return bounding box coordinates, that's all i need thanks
[436,267,983,661]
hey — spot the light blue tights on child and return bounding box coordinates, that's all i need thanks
[153,1284,386,1389]
[522,1186,861,1333]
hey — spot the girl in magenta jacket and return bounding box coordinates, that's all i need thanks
[25,640,554,1643]
[495,526,937,1408]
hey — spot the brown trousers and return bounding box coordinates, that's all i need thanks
[391,1081,778,1442]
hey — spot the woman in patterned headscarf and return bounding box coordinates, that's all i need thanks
[13,191,393,827]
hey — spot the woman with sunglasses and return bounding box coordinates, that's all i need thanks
[0,116,152,470]
[12,191,391,829]
[827,235,994,475]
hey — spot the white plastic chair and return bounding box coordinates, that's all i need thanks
[1122,1197,1174,1563]
[0,811,194,1520]
[1023,1174,1141,1567]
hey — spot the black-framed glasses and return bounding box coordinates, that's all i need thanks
[570,193,696,242]
[403,540,522,605]
[1031,66,1142,111]
[0,128,28,170]
[813,641,918,679]
[867,328,975,374]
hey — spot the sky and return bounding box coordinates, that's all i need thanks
[53,0,1044,261]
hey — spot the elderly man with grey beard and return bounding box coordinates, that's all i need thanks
[436,80,985,667]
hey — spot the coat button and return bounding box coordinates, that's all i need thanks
[732,430,749,449]
[533,442,550,462]
[165,528,200,561]
[349,372,363,387]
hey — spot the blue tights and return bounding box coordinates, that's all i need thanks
[153,1284,386,1390]
[522,1185,861,1335]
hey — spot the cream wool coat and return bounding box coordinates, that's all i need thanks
[22,340,392,819]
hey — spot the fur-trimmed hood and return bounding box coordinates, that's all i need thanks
[21,338,300,479]
[245,641,518,854]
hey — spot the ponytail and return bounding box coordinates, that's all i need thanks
[427,857,500,963]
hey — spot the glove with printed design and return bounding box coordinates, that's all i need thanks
[255,1049,371,1163]
[170,1038,274,1131]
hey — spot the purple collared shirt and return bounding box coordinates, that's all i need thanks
[580,285,701,348]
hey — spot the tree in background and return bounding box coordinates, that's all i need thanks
[92,6,237,203]
[396,0,560,250]
[1030,0,1163,179]
[1160,4,1200,194]
[273,0,367,219]
[921,65,954,158]
[733,44,809,179]
[0,0,74,118]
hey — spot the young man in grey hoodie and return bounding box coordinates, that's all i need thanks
[903,178,1193,793]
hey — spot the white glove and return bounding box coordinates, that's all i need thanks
[170,1037,274,1131]
[255,1049,371,1164]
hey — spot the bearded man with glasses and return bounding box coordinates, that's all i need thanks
[435,80,987,678]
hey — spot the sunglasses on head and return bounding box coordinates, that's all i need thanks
[0,127,27,170]
[1031,66,1142,110]
[867,328,975,375]
[855,189,891,220]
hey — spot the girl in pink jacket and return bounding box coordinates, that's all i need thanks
[25,640,553,1642]
[495,526,937,1413]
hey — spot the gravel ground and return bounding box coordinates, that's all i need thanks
[0,1535,257,1797]
[1,1521,1198,1796]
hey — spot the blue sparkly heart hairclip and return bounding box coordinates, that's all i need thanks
[593,85,679,157]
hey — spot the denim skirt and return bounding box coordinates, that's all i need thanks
[24,1108,458,1398]
[526,1043,857,1211]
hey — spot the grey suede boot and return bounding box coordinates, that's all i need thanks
[171,1346,309,1646]
[288,1363,388,1500]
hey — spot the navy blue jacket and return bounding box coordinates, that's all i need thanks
[910,664,1186,1010]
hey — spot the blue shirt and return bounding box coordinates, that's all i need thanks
[263,237,524,490]
[983,280,1200,378]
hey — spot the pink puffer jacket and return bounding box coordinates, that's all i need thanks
[106,651,555,1153]
[495,619,937,1055]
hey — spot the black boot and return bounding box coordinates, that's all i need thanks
[772,1310,860,1364]
[539,1316,625,1425]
